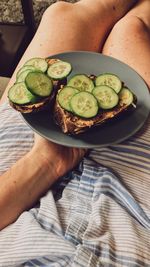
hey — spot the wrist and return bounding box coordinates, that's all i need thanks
[29,147,61,181]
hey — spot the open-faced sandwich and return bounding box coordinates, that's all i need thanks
[8,58,71,113]
[54,72,137,135]
[8,57,137,135]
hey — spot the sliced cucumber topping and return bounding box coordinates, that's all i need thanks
[92,85,119,109]
[24,58,48,73]
[95,73,122,94]
[16,65,37,78]
[47,60,72,80]
[17,69,37,83]
[70,91,98,118]
[119,87,134,106]
[8,82,38,105]
[25,72,53,97]
[68,74,94,92]
[58,86,79,112]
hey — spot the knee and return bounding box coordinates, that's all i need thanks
[41,1,73,21]
[112,15,150,39]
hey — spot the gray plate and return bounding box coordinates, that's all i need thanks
[22,51,150,148]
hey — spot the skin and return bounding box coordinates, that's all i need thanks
[103,0,150,89]
[0,137,86,230]
[0,0,150,230]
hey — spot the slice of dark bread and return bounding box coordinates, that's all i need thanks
[54,88,137,135]
[9,58,67,113]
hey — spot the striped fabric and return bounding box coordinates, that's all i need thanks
[0,101,150,267]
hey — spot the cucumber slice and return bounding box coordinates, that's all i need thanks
[16,65,37,78]
[119,87,134,106]
[8,82,38,105]
[92,85,119,109]
[57,86,79,112]
[47,60,72,79]
[17,69,36,83]
[70,91,99,118]
[68,74,94,92]
[24,58,48,73]
[25,72,53,97]
[95,73,122,94]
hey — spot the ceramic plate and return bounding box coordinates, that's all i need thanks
[22,51,150,148]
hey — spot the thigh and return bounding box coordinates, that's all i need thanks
[102,15,150,89]
[20,0,138,58]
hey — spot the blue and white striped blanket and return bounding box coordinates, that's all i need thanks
[0,102,150,267]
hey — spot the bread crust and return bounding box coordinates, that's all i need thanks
[54,93,137,135]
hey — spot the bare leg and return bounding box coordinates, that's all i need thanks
[103,0,150,89]
[0,0,137,104]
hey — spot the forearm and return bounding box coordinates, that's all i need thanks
[0,150,58,230]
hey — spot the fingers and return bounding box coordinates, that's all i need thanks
[80,148,88,158]
[73,148,88,163]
